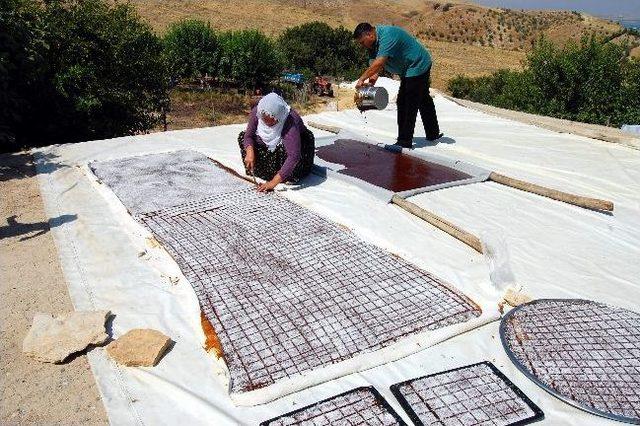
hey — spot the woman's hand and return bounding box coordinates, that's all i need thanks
[257,174,283,192]
[257,180,276,192]
[244,146,255,172]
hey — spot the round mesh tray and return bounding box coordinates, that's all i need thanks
[500,299,640,424]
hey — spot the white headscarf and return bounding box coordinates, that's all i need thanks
[256,93,291,152]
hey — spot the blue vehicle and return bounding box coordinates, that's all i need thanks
[281,72,305,86]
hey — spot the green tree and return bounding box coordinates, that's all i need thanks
[447,36,640,127]
[331,26,369,80]
[618,58,640,125]
[527,37,631,124]
[449,70,537,111]
[218,29,282,89]
[163,19,219,80]
[0,0,46,149]
[0,0,169,151]
[277,22,367,80]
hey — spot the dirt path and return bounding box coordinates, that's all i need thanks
[0,152,108,425]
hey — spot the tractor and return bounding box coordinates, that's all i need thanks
[312,76,334,97]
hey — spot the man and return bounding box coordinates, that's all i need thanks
[353,23,442,148]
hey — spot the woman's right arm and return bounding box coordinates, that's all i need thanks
[243,108,258,172]
[243,107,259,148]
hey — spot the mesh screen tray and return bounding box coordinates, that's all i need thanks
[91,151,483,404]
[139,189,481,398]
[500,299,640,424]
[391,361,543,426]
[260,386,406,426]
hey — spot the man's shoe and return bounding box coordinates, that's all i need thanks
[426,132,444,142]
[394,139,412,148]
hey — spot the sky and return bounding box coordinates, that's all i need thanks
[471,0,640,28]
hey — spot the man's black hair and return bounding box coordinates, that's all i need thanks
[353,22,374,39]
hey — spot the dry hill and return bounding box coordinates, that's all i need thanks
[127,0,637,89]
[130,0,626,45]
[128,0,418,35]
[404,2,623,50]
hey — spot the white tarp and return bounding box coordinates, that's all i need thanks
[621,124,640,135]
[89,150,493,406]
[34,95,640,425]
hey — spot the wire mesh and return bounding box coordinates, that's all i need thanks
[90,150,247,215]
[500,299,640,423]
[138,188,482,395]
[391,362,543,426]
[260,386,406,426]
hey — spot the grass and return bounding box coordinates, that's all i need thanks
[161,87,338,131]
[425,38,526,89]
[162,89,250,130]
[130,0,357,35]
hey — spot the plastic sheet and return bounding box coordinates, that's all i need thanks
[89,147,489,406]
[33,95,640,425]
[481,232,517,293]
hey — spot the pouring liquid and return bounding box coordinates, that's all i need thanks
[360,108,370,141]
[355,85,388,142]
[356,91,369,141]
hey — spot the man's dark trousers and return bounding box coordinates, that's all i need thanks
[396,67,440,143]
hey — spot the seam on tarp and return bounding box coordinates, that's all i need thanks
[38,158,146,426]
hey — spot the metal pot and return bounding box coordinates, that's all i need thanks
[355,86,389,111]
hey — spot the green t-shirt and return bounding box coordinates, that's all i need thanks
[369,25,432,78]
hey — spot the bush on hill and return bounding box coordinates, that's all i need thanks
[448,36,640,127]
[163,19,219,80]
[277,22,367,80]
[1,8,375,150]
[218,29,282,89]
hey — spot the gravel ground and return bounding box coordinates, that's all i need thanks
[0,152,108,425]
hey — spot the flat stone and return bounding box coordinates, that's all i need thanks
[106,329,171,367]
[23,311,111,363]
[503,288,533,307]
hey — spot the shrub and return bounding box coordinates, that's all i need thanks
[277,22,367,80]
[1,0,168,151]
[218,29,282,89]
[447,36,640,127]
[163,19,219,80]
[0,0,46,149]
[449,70,537,111]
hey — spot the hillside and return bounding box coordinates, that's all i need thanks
[127,0,419,35]
[130,0,627,46]
[404,2,624,50]
[128,0,638,87]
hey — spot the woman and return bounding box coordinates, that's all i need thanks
[239,93,315,192]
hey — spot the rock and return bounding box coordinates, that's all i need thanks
[106,329,172,367]
[23,311,111,363]
[503,287,533,307]
[498,287,534,313]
